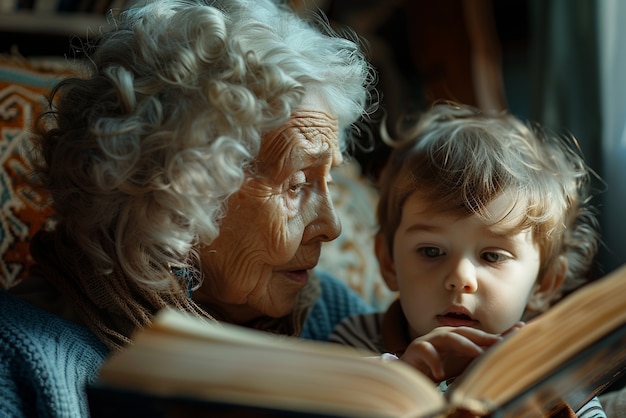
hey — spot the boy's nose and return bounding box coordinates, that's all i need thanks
[444,257,478,293]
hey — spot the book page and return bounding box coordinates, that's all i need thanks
[494,323,626,416]
[97,309,447,418]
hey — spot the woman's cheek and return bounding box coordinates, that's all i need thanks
[268,196,307,260]
[268,221,302,264]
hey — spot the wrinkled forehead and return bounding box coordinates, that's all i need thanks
[293,90,341,159]
[290,110,341,159]
[259,109,342,166]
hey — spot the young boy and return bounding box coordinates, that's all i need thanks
[330,102,604,417]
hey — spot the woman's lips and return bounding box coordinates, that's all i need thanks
[283,269,309,284]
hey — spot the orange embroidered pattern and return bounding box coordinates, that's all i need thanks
[0,57,68,287]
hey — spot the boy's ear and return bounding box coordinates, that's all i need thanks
[375,233,399,291]
[526,256,568,313]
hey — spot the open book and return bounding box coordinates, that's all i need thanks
[88,264,626,418]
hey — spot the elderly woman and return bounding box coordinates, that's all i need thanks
[0,0,377,416]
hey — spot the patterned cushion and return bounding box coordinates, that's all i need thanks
[0,55,73,288]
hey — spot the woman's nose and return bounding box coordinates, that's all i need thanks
[304,188,341,243]
[444,257,478,293]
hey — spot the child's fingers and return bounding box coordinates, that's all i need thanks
[401,330,490,381]
[501,321,526,336]
[400,340,446,381]
[433,326,502,348]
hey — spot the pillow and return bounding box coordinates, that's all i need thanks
[0,55,73,288]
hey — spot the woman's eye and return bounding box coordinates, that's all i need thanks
[289,183,308,195]
[287,171,309,196]
[419,247,444,258]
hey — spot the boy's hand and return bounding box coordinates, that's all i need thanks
[399,326,502,383]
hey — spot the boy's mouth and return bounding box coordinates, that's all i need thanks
[444,312,472,320]
[436,308,479,327]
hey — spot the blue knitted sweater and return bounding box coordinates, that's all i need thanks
[0,271,372,418]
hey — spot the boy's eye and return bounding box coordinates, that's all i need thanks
[419,247,444,258]
[483,252,506,263]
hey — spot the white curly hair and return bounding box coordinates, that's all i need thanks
[33,0,377,291]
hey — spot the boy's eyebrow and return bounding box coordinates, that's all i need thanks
[483,228,513,238]
[405,222,517,239]
[483,227,529,244]
[404,223,442,233]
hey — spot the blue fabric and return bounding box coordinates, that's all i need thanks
[0,290,109,418]
[301,270,374,341]
[0,272,370,417]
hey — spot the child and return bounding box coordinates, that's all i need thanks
[330,102,604,417]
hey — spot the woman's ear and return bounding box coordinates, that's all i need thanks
[375,233,399,291]
[526,256,568,313]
